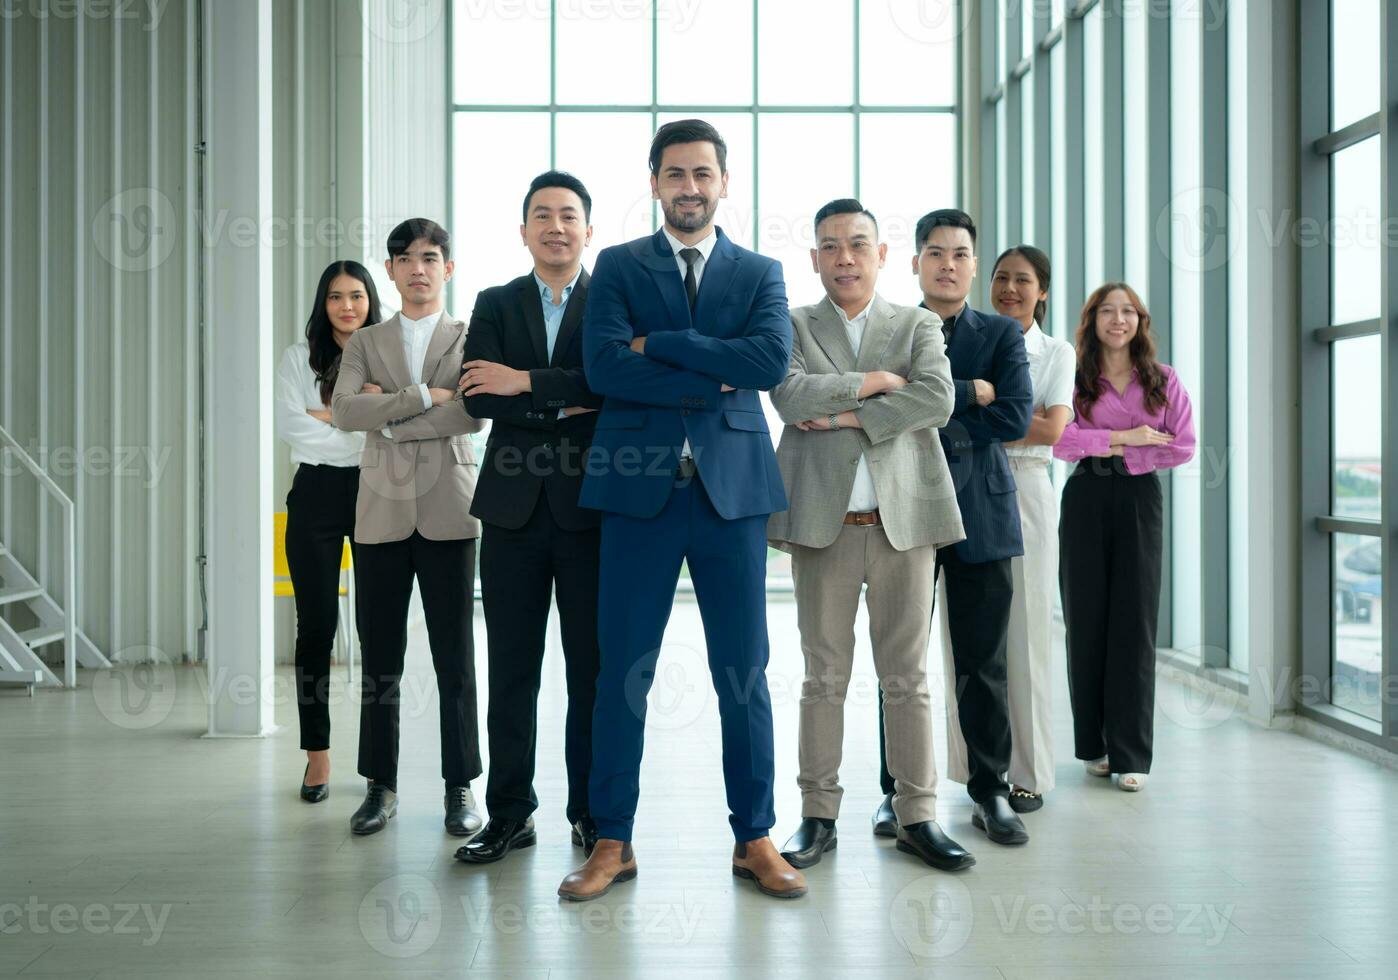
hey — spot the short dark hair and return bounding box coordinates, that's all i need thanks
[649,118,727,176]
[914,208,977,251]
[813,198,878,237]
[387,217,450,261]
[522,170,593,224]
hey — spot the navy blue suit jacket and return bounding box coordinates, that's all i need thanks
[580,228,791,520]
[934,303,1033,563]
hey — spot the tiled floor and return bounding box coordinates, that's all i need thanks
[3,595,1396,978]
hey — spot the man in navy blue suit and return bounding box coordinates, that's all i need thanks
[872,209,1035,848]
[556,119,806,903]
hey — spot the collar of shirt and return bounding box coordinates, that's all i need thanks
[400,308,443,334]
[663,227,718,266]
[832,295,876,330]
[1023,321,1045,355]
[534,267,583,307]
[940,301,968,334]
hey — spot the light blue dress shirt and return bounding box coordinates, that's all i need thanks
[535,268,583,418]
[534,267,582,361]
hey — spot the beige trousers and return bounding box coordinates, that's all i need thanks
[791,523,938,825]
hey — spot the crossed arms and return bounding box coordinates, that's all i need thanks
[581,248,792,406]
[330,329,482,442]
[769,309,954,444]
[458,287,603,431]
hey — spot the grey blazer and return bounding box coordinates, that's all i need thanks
[766,295,966,553]
[331,311,485,544]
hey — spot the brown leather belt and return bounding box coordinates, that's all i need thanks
[844,509,881,526]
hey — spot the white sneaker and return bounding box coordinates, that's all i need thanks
[1118,773,1147,792]
[1084,757,1110,777]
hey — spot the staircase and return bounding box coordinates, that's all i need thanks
[0,426,111,692]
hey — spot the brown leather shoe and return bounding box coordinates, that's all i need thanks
[732,837,808,899]
[557,839,637,902]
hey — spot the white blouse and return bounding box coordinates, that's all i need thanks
[1005,323,1076,461]
[275,342,365,468]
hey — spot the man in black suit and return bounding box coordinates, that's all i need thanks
[873,209,1034,847]
[453,171,604,864]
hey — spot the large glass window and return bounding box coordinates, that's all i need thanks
[1332,532,1383,721]
[1227,0,1252,673]
[1330,0,1380,130]
[450,0,957,317]
[996,98,1009,251]
[1049,40,1067,342]
[1332,336,1383,521]
[1020,58,1035,247]
[1330,136,1382,325]
[1082,4,1103,290]
[1122,0,1149,291]
[1306,0,1390,731]
[1169,5,1203,653]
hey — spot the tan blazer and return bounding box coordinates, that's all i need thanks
[331,311,484,544]
[767,295,966,553]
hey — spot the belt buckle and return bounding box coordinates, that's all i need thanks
[675,456,697,483]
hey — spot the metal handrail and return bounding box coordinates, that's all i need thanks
[0,424,77,686]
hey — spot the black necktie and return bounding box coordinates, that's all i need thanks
[679,247,701,310]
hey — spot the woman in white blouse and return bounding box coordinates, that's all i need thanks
[944,245,1074,814]
[275,260,382,803]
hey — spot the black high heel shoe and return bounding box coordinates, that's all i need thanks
[300,763,329,803]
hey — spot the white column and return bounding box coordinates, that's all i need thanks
[204,0,276,737]
[1242,0,1300,726]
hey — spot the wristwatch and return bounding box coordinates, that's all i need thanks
[828,413,840,430]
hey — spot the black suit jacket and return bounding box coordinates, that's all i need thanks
[930,303,1033,563]
[464,270,604,531]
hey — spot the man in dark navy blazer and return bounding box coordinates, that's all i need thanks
[556,119,806,903]
[874,208,1034,847]
[454,171,604,867]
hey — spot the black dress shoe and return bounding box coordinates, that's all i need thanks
[444,785,483,837]
[571,815,599,857]
[896,821,976,871]
[872,792,897,838]
[350,783,397,836]
[300,764,328,804]
[780,818,837,869]
[972,795,1030,845]
[455,817,536,864]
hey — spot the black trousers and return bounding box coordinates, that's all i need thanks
[284,463,359,752]
[880,548,1014,803]
[1059,459,1163,774]
[480,500,600,824]
[355,531,481,790]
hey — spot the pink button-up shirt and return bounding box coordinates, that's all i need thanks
[1053,364,1196,475]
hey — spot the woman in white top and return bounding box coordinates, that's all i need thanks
[275,260,381,803]
[944,245,1074,813]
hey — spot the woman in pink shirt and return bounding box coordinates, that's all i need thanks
[1054,283,1195,793]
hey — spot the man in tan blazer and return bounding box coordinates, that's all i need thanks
[331,218,485,838]
[768,199,973,873]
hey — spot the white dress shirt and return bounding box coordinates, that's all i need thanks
[661,227,717,460]
[400,309,441,404]
[383,308,441,438]
[836,298,879,512]
[275,342,365,467]
[1005,322,1076,461]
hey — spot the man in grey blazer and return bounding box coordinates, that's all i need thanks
[331,218,485,838]
[768,200,974,872]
